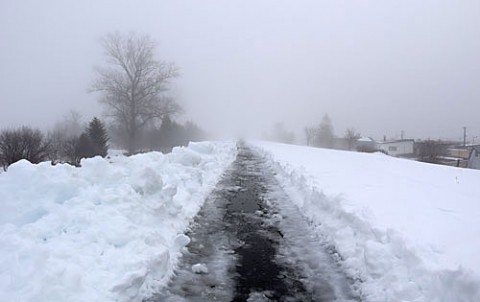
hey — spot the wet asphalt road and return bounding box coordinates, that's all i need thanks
[147,144,358,302]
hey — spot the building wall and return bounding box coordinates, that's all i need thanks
[449,149,470,159]
[376,140,414,157]
[356,138,376,152]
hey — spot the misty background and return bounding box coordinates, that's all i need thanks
[1,0,479,142]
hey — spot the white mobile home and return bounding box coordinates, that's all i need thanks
[376,139,414,157]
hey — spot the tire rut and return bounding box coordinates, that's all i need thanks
[146,143,359,302]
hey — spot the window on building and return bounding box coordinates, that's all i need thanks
[388,146,397,152]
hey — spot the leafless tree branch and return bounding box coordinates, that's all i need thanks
[90,32,180,154]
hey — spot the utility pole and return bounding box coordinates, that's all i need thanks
[463,126,467,147]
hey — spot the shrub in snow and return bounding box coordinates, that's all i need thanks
[0,126,48,170]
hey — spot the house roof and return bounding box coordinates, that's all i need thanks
[376,139,415,145]
[357,137,374,142]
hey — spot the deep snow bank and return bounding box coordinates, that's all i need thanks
[253,141,480,302]
[0,141,236,302]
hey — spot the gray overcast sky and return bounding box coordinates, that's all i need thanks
[1,0,479,142]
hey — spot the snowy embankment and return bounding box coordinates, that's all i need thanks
[253,141,480,302]
[0,141,236,302]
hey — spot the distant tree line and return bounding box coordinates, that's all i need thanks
[0,116,109,170]
[302,114,364,151]
[150,116,205,152]
[267,114,363,151]
[0,112,205,170]
[108,115,205,153]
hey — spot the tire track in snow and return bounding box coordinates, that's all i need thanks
[146,143,359,301]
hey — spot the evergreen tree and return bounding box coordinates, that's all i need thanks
[75,133,95,165]
[155,117,205,153]
[87,117,109,157]
[316,114,335,148]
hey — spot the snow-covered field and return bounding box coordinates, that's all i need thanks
[254,141,480,302]
[3,139,480,302]
[0,141,236,302]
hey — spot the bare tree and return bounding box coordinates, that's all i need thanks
[61,136,82,166]
[417,140,446,163]
[62,110,83,138]
[344,128,361,150]
[304,126,317,146]
[91,32,181,154]
[47,110,84,163]
[45,130,64,163]
[0,127,48,170]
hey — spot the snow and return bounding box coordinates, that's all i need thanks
[5,139,480,301]
[253,141,480,302]
[357,137,374,142]
[263,179,360,301]
[0,141,236,302]
[191,263,209,274]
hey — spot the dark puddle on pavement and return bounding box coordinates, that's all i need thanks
[146,144,358,302]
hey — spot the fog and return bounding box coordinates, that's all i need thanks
[1,0,480,142]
